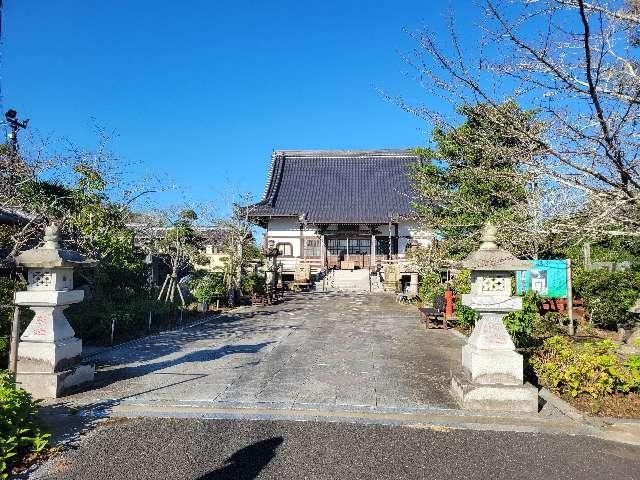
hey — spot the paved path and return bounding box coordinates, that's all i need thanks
[61,292,465,411]
[28,417,640,480]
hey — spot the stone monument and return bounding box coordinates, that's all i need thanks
[263,239,280,290]
[14,223,96,398]
[450,223,539,412]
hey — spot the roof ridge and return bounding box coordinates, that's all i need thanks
[273,149,417,158]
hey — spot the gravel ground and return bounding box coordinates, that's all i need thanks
[28,417,640,480]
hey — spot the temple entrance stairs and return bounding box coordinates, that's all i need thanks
[316,269,384,293]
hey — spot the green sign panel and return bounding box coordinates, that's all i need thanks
[516,259,568,298]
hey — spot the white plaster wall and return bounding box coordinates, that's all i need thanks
[267,218,316,236]
[268,236,302,257]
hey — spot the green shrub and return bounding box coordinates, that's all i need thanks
[503,291,540,346]
[454,303,478,329]
[66,295,172,344]
[419,271,444,304]
[533,311,568,337]
[573,268,640,329]
[188,272,226,304]
[451,269,477,329]
[0,370,50,478]
[531,336,640,398]
[450,269,471,296]
[241,272,266,295]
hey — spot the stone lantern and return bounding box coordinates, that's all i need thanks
[404,239,420,297]
[263,239,280,290]
[450,223,538,412]
[14,223,96,398]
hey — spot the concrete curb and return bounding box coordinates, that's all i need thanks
[539,387,640,428]
[538,388,605,429]
[76,399,593,437]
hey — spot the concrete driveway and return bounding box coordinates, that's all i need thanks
[59,292,464,412]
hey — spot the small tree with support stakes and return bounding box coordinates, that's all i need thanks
[151,209,205,306]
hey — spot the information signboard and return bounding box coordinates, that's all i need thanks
[516,259,568,298]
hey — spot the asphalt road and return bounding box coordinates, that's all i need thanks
[28,417,640,480]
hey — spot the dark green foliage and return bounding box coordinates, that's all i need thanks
[450,269,478,329]
[0,371,50,478]
[66,295,172,345]
[411,101,538,259]
[0,278,26,366]
[241,272,266,296]
[418,271,444,304]
[559,236,640,267]
[455,304,478,330]
[572,267,640,329]
[188,273,227,305]
[503,291,540,346]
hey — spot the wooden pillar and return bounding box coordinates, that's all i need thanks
[299,224,304,259]
[393,223,399,258]
[370,233,376,270]
[320,234,326,269]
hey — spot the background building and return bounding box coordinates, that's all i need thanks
[248,149,433,277]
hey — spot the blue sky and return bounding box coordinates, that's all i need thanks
[2,1,477,210]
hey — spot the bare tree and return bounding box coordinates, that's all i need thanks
[0,129,159,261]
[392,0,640,241]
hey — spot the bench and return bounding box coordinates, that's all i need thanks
[251,292,272,306]
[418,306,447,330]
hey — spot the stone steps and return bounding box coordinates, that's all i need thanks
[317,269,379,292]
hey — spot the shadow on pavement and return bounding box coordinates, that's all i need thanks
[197,437,284,480]
[85,307,303,371]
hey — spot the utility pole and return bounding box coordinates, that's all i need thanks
[5,109,29,153]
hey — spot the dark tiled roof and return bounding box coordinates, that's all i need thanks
[0,208,30,225]
[248,150,421,225]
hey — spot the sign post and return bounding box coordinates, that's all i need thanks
[567,259,574,336]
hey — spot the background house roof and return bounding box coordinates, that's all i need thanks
[248,149,421,226]
[0,208,31,226]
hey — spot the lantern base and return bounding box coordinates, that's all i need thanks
[17,337,82,372]
[462,343,524,385]
[451,367,538,413]
[16,364,94,399]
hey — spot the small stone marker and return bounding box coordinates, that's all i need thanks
[450,223,539,412]
[14,223,96,398]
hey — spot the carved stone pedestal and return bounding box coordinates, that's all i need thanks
[451,312,538,413]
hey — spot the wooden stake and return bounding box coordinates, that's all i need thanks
[157,274,169,301]
[177,280,186,306]
[9,304,20,377]
[169,276,176,303]
[110,316,116,345]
